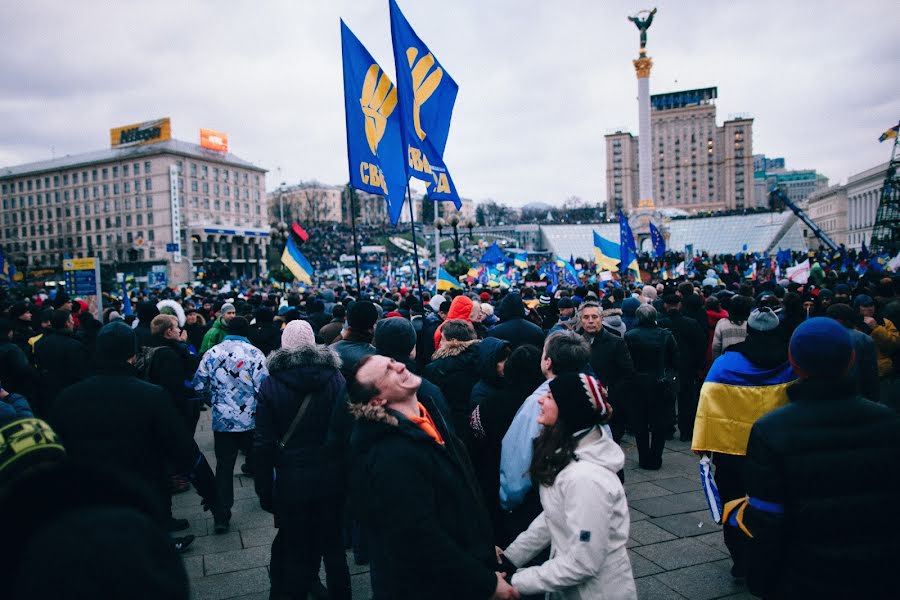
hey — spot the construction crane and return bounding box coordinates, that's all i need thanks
[870,125,900,255]
[768,186,839,252]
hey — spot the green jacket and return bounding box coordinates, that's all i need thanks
[200,318,229,354]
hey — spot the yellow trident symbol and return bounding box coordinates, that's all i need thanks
[406,47,443,141]
[360,64,398,155]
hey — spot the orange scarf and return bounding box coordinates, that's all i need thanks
[407,402,445,446]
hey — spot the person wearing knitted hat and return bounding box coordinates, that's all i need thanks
[723,317,900,598]
[254,316,351,599]
[500,372,636,599]
[199,302,236,354]
[331,300,377,382]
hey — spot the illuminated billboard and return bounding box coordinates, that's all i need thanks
[110,117,172,148]
[200,128,228,153]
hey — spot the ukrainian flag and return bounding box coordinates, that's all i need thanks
[281,237,314,285]
[436,267,462,291]
[593,231,621,273]
[691,353,796,456]
[514,252,528,270]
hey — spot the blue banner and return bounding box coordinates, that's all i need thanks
[341,20,408,225]
[389,0,460,207]
[649,222,666,258]
[618,210,640,276]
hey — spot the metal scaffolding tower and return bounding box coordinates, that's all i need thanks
[871,126,900,255]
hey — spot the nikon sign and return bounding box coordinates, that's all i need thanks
[110,117,172,148]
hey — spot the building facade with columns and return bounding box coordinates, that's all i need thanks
[605,87,755,214]
[806,185,848,248]
[0,138,269,285]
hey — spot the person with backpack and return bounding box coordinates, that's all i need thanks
[139,315,201,432]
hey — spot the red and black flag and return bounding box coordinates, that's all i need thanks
[291,222,310,245]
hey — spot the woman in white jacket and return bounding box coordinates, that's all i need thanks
[499,372,637,600]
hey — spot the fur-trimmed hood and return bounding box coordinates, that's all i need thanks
[266,344,342,374]
[348,402,400,427]
[431,338,478,360]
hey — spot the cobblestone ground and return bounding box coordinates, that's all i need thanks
[176,411,754,600]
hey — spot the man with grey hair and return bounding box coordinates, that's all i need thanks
[625,304,678,469]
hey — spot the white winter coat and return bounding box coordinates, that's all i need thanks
[505,428,636,600]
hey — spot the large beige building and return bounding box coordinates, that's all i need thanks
[0,135,268,284]
[606,87,754,214]
[807,161,890,250]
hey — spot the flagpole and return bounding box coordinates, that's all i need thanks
[347,185,363,297]
[406,185,424,297]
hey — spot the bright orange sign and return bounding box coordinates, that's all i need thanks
[200,128,228,152]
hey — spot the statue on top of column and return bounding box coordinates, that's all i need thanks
[628,8,657,53]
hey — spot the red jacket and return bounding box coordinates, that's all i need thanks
[433,296,474,349]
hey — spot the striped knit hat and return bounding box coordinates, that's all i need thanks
[548,373,612,431]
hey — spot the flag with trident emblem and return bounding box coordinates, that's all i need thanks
[341,20,408,225]
[389,0,461,208]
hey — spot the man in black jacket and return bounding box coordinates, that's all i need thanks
[48,322,223,551]
[254,319,351,600]
[488,292,545,350]
[423,319,482,436]
[731,318,900,598]
[576,302,634,442]
[144,315,201,432]
[658,294,707,441]
[348,354,518,600]
[247,307,281,357]
[32,309,88,417]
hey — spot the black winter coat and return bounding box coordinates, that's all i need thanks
[487,294,545,349]
[348,394,497,600]
[331,333,376,381]
[659,309,707,373]
[32,329,89,417]
[144,336,200,425]
[469,337,510,409]
[742,378,900,599]
[0,340,34,397]
[254,345,349,523]
[48,362,216,518]
[422,339,481,435]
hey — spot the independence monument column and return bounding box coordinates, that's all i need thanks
[629,8,657,210]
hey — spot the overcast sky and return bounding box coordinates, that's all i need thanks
[1,0,896,207]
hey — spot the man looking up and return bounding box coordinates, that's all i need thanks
[348,355,518,600]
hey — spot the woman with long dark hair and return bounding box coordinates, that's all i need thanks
[498,372,637,600]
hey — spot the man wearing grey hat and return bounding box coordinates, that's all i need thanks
[49,322,223,552]
[199,303,237,354]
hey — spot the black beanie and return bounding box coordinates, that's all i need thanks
[548,373,612,431]
[227,316,250,337]
[96,322,137,362]
[374,317,417,358]
[348,301,379,332]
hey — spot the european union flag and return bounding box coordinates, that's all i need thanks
[618,211,640,277]
[341,20,408,225]
[555,256,579,285]
[389,0,460,208]
[649,222,666,258]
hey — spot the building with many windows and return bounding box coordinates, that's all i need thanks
[752,154,829,209]
[267,182,390,228]
[605,87,754,214]
[0,138,268,285]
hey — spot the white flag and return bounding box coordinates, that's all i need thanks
[786,259,810,284]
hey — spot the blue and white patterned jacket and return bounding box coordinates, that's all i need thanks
[193,335,268,432]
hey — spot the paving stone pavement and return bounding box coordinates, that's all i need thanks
[177,412,749,599]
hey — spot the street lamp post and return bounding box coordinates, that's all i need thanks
[447,214,461,261]
[433,218,445,278]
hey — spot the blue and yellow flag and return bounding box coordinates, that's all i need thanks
[649,222,666,258]
[436,266,462,291]
[692,353,796,455]
[618,211,640,277]
[389,0,460,208]
[0,249,14,286]
[555,256,579,285]
[281,237,314,285]
[592,231,621,273]
[341,20,408,225]
[879,123,899,143]
[514,251,528,269]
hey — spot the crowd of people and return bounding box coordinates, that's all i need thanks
[0,260,898,599]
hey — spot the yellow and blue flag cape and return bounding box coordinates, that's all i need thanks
[341,20,408,225]
[879,123,899,143]
[281,237,314,285]
[436,266,462,291]
[592,231,621,273]
[691,353,796,456]
[389,0,460,207]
